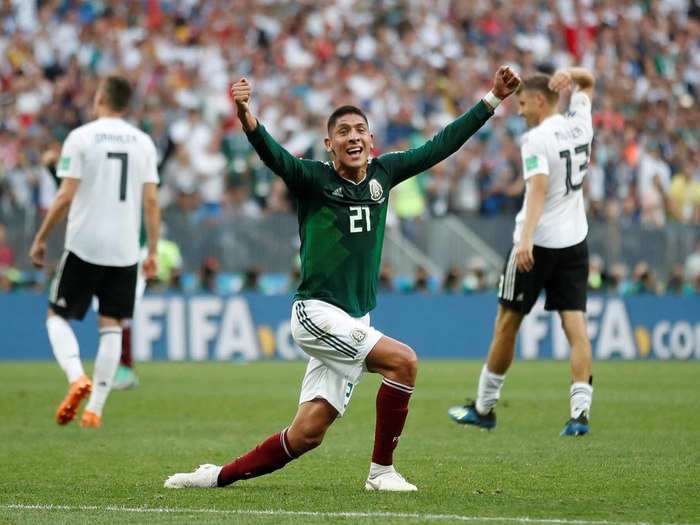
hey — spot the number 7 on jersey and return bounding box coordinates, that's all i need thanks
[107,152,129,201]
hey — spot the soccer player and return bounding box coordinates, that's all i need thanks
[164,66,521,491]
[448,67,596,436]
[29,75,160,428]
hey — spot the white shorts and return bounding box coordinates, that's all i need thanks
[291,299,383,416]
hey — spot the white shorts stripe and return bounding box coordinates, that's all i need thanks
[502,249,517,300]
[49,250,70,304]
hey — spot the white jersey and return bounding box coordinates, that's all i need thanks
[57,117,159,266]
[513,91,594,249]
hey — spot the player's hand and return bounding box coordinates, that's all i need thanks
[492,65,521,99]
[29,239,46,269]
[142,254,158,280]
[549,70,573,93]
[41,148,59,168]
[230,78,252,113]
[515,237,535,273]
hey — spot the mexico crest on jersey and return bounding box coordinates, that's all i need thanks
[351,328,367,346]
[369,179,383,201]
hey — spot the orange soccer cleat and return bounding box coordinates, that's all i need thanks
[80,409,102,429]
[55,375,92,425]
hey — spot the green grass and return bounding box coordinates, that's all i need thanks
[0,360,698,525]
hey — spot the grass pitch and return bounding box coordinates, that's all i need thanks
[0,360,698,525]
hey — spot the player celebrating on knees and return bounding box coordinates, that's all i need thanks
[29,76,160,429]
[448,67,596,436]
[164,66,520,491]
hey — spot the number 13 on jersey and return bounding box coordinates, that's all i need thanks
[559,143,591,195]
[349,206,371,233]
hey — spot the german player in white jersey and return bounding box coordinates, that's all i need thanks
[449,67,595,436]
[29,76,160,429]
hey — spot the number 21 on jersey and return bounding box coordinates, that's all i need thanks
[349,206,371,233]
[559,143,591,195]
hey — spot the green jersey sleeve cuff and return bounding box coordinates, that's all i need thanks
[245,122,266,144]
[473,100,494,120]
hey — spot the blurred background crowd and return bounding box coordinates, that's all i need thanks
[1,0,699,295]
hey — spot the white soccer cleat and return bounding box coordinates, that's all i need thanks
[164,464,222,489]
[365,468,418,492]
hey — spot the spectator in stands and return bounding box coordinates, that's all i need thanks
[223,179,262,219]
[463,258,489,293]
[242,266,262,292]
[637,142,671,229]
[198,256,220,294]
[442,266,463,294]
[148,231,183,292]
[629,261,661,295]
[0,224,15,269]
[192,132,227,219]
[412,266,430,294]
[666,263,686,295]
[378,264,396,293]
[607,262,631,296]
[588,254,605,292]
[684,240,700,284]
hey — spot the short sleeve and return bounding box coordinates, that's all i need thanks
[567,91,593,133]
[569,91,592,115]
[56,131,83,179]
[144,138,160,184]
[520,133,549,180]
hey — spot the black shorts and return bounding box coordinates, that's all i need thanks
[48,251,138,320]
[498,239,588,315]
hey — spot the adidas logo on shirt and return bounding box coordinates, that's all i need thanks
[332,187,343,197]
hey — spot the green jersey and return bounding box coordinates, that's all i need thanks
[246,101,493,317]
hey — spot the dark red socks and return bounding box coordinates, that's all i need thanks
[217,428,297,487]
[372,378,414,466]
[120,325,132,368]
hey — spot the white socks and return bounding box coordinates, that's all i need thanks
[46,316,84,383]
[475,364,505,415]
[85,327,122,416]
[570,382,593,419]
[369,462,395,478]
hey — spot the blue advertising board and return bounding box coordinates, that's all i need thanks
[1,293,699,361]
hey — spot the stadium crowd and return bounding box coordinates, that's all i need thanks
[1,0,699,293]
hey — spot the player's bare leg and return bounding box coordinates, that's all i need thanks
[165,399,337,489]
[364,336,418,491]
[559,310,593,436]
[449,305,523,428]
[46,308,92,425]
[81,315,123,428]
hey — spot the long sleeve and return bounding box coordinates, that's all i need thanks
[245,124,314,194]
[378,101,493,187]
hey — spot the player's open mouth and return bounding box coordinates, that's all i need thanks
[346,147,363,159]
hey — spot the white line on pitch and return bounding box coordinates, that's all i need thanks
[1,503,694,525]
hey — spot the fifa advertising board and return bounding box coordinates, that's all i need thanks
[1,293,699,361]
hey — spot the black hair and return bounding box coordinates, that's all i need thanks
[102,75,133,112]
[517,73,558,105]
[327,105,368,134]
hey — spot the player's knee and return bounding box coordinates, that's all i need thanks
[296,426,326,453]
[494,309,521,340]
[397,345,418,383]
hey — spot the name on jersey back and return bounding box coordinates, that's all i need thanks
[95,133,138,144]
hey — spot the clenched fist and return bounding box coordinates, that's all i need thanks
[492,65,522,99]
[230,78,252,113]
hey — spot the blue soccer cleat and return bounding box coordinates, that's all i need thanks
[448,401,496,430]
[560,414,589,436]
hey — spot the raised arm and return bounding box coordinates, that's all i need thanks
[549,67,595,102]
[230,78,312,193]
[380,66,521,187]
